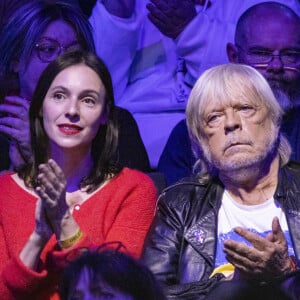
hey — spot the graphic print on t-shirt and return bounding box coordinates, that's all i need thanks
[214,190,294,275]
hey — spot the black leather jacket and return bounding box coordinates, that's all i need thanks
[142,162,300,299]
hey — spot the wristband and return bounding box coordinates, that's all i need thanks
[59,229,83,249]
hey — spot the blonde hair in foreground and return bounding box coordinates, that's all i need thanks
[186,63,291,177]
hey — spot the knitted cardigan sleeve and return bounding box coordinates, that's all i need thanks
[99,168,157,258]
[0,169,157,299]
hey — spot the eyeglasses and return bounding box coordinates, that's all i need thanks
[236,45,300,66]
[65,241,126,263]
[34,37,81,63]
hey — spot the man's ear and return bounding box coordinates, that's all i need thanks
[226,43,239,63]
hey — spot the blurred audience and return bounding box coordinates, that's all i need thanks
[158,119,195,186]
[158,2,300,185]
[84,0,300,168]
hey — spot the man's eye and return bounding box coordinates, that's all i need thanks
[282,51,300,56]
[208,115,218,122]
[282,51,300,62]
[207,114,221,126]
[250,50,271,56]
[240,105,252,111]
[239,105,255,115]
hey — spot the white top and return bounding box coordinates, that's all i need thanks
[90,0,300,167]
[215,190,294,269]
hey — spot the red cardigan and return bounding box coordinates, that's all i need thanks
[0,168,157,299]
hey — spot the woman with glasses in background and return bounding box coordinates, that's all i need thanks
[0,0,150,173]
[0,50,157,300]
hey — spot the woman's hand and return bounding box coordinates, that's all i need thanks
[147,0,197,39]
[34,198,53,241]
[35,159,68,222]
[19,199,53,270]
[102,0,135,18]
[35,159,80,242]
[0,96,32,169]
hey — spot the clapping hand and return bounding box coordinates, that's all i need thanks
[34,198,53,242]
[20,161,67,269]
[0,95,32,169]
[223,217,292,283]
[146,0,197,39]
[102,0,135,18]
[35,159,69,237]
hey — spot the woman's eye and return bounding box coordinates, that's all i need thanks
[82,97,96,106]
[53,93,65,101]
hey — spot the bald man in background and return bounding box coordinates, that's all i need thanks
[158,2,300,185]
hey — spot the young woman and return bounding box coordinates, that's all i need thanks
[0,0,150,172]
[0,50,156,299]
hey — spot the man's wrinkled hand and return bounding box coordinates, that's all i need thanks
[223,217,292,283]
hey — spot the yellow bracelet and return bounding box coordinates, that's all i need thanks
[59,229,83,249]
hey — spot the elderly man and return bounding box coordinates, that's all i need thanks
[158,2,300,185]
[142,63,300,299]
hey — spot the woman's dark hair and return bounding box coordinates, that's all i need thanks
[21,50,120,192]
[59,249,166,300]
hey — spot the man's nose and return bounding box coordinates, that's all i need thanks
[266,55,284,73]
[224,110,241,134]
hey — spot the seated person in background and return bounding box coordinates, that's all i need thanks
[60,244,166,300]
[158,119,196,186]
[158,2,300,185]
[0,50,157,299]
[0,0,150,173]
[86,0,300,168]
[142,63,300,300]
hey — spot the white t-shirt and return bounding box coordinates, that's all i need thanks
[213,190,294,276]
